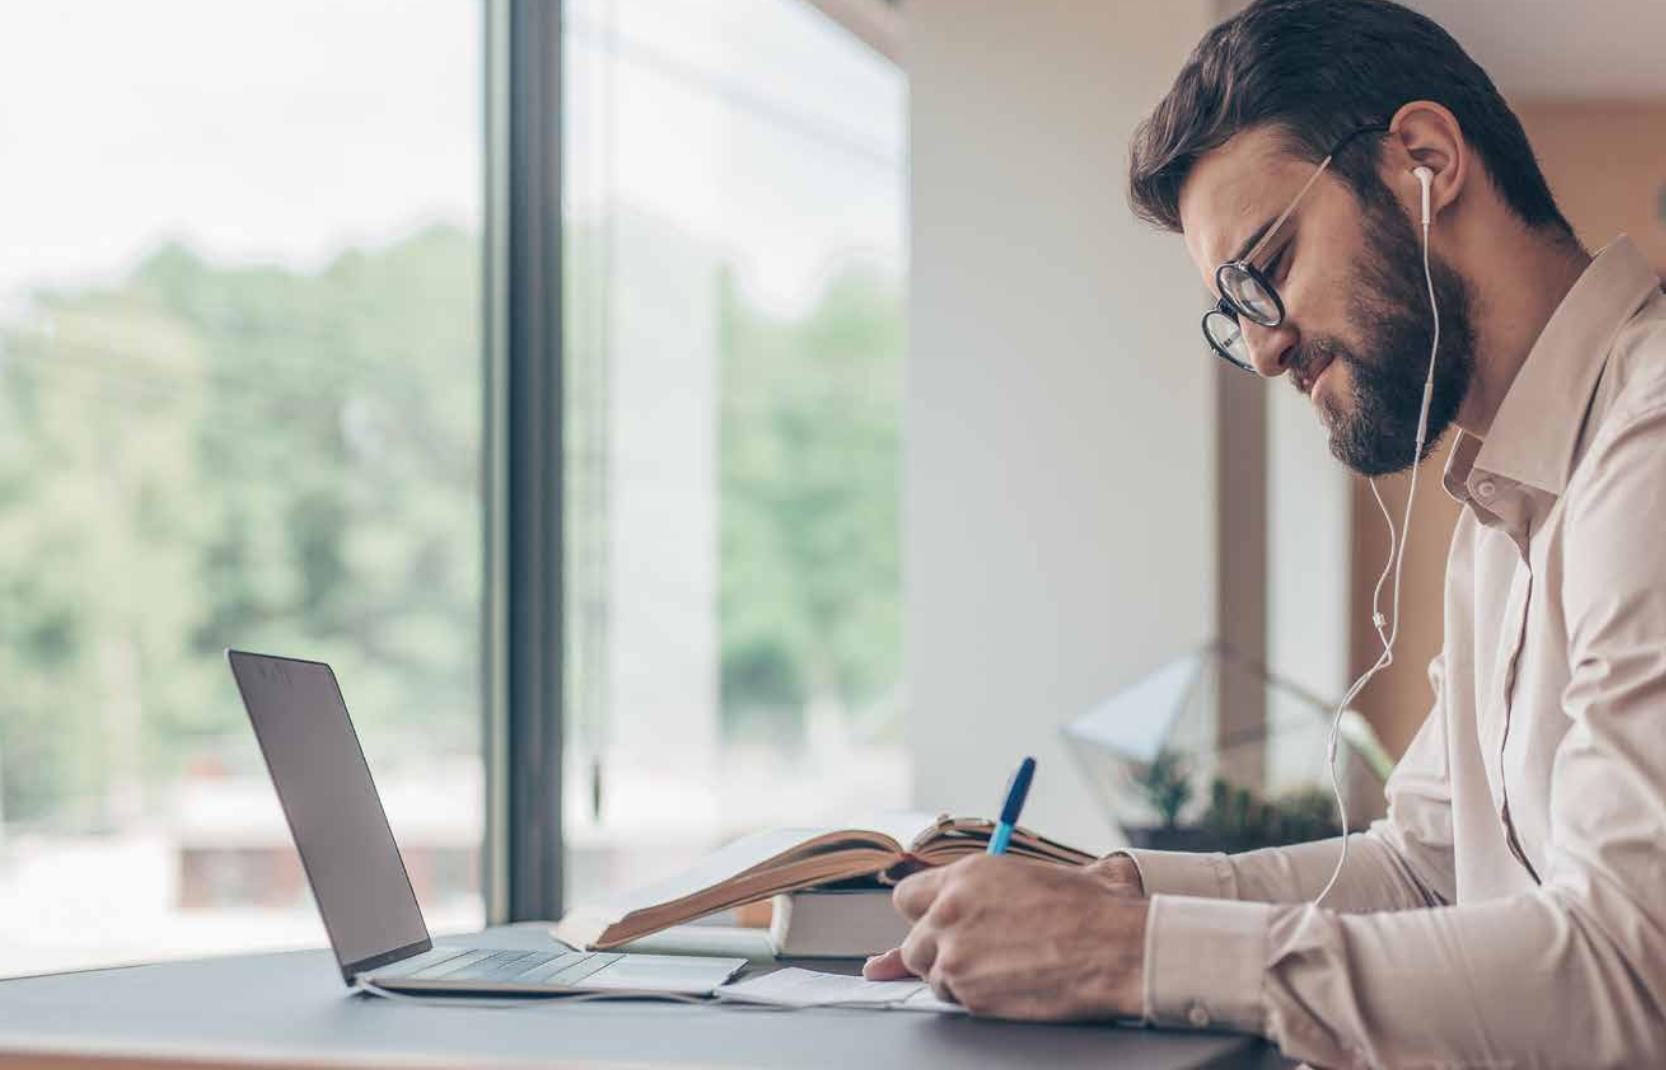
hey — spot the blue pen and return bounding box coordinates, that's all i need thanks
[986,756,1036,856]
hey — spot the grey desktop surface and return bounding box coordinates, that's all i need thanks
[0,925,1278,1069]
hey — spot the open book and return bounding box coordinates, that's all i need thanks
[554,811,1096,950]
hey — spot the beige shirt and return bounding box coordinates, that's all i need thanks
[1124,236,1666,1068]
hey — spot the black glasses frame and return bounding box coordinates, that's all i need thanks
[1203,123,1390,372]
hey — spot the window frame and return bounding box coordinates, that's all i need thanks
[482,0,566,925]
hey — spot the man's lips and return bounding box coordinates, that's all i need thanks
[1299,355,1335,400]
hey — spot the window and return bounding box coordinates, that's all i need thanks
[0,0,485,975]
[0,0,906,966]
[561,0,909,904]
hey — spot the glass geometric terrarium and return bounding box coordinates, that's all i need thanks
[1061,642,1395,852]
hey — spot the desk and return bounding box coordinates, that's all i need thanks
[0,925,1281,1069]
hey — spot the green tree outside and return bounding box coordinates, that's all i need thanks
[0,218,903,826]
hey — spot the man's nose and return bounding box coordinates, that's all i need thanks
[1239,318,1298,379]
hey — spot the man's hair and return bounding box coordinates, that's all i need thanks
[1128,0,1573,238]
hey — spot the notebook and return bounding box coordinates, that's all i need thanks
[555,811,1095,950]
[716,967,966,1013]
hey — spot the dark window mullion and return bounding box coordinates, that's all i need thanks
[483,0,564,926]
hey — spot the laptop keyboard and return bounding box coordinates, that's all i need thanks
[377,947,625,987]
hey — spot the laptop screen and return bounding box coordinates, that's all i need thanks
[228,650,431,979]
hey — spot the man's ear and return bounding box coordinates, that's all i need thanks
[1387,100,1468,221]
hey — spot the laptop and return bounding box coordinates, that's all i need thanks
[227,649,747,996]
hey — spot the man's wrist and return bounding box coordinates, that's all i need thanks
[1104,896,1149,1017]
[1090,851,1148,896]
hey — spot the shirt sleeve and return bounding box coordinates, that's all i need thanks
[1141,408,1666,1068]
[1122,652,1456,914]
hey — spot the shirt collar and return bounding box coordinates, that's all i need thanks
[1444,235,1662,504]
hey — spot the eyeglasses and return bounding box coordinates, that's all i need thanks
[1202,124,1389,372]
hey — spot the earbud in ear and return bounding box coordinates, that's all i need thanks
[1413,166,1433,227]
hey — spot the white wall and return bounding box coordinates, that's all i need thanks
[906,0,1221,851]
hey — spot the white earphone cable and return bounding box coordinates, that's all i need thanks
[1315,184,1440,907]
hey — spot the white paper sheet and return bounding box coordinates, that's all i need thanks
[714,967,967,1014]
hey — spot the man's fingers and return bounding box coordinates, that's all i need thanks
[861,946,914,981]
[898,925,938,982]
[926,973,959,1007]
[892,864,951,922]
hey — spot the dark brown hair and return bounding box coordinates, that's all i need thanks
[1128,0,1573,238]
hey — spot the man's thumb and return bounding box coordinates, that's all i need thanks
[862,946,915,981]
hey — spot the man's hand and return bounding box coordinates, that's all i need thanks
[861,853,1149,1020]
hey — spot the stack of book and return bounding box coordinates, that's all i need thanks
[555,811,1094,954]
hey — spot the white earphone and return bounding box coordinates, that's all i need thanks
[1315,163,1440,907]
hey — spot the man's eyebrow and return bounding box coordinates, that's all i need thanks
[1229,218,1276,265]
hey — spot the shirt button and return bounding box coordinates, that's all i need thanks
[1187,1002,1212,1028]
[1476,479,1497,499]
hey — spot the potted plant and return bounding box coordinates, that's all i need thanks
[1122,749,1216,851]
[1122,751,1343,854]
[1199,778,1341,854]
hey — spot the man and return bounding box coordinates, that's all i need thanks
[863,0,1666,1065]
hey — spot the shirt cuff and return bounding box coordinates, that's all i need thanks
[1114,848,1237,899]
[1143,894,1272,1034]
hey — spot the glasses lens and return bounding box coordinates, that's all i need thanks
[1218,264,1281,327]
[1204,310,1251,369]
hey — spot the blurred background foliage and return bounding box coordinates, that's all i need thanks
[0,219,903,827]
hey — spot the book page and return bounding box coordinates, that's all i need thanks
[586,819,939,920]
[715,967,967,1014]
[916,819,1096,866]
[607,828,837,913]
[846,810,949,853]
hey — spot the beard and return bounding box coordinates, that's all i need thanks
[1292,186,1477,477]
